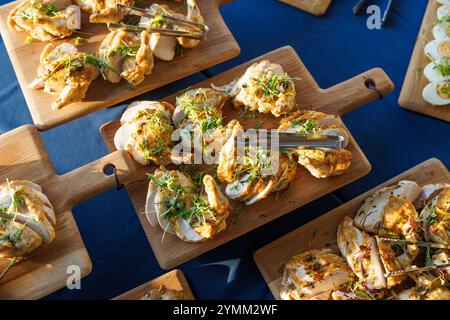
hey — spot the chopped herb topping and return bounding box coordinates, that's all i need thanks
[254,73,299,99]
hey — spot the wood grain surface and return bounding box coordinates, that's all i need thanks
[279,0,332,16]
[114,269,194,300]
[253,158,449,299]
[0,125,136,299]
[100,46,394,270]
[398,0,450,122]
[0,0,240,130]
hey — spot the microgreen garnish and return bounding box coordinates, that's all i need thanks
[254,73,299,99]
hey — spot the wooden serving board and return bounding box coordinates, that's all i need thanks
[398,0,450,122]
[114,269,194,300]
[254,158,450,300]
[100,46,394,270]
[279,0,332,16]
[0,0,240,130]
[0,125,136,299]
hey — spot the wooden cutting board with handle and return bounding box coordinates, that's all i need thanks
[253,158,449,299]
[0,125,136,299]
[100,45,394,270]
[0,0,240,130]
[399,0,450,122]
[279,0,332,16]
[114,269,194,300]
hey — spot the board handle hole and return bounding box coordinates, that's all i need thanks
[103,164,123,190]
[364,78,383,99]
[103,163,116,176]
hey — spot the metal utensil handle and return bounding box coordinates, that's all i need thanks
[239,132,346,150]
[378,237,450,250]
[385,263,450,278]
[107,23,207,40]
[117,4,208,31]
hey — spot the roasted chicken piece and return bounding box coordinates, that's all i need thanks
[213,60,296,117]
[278,110,352,178]
[173,88,228,161]
[354,180,421,234]
[0,180,56,277]
[114,101,175,165]
[398,273,450,300]
[99,30,154,86]
[145,166,232,242]
[337,217,387,289]
[8,0,79,41]
[280,249,354,300]
[141,285,192,300]
[421,185,450,245]
[139,1,205,61]
[29,43,102,110]
[74,0,133,23]
[217,120,298,205]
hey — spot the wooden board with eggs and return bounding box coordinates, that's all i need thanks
[399,0,450,122]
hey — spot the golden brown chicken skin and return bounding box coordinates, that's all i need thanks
[279,110,352,178]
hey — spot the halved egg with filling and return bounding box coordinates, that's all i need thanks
[437,6,450,21]
[438,0,450,6]
[433,20,450,40]
[425,39,450,60]
[424,59,450,82]
[423,80,450,106]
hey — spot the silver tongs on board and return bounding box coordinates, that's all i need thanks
[237,131,346,150]
[108,4,209,40]
[377,237,450,277]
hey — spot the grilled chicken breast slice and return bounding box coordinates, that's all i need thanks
[280,248,354,300]
[29,43,99,110]
[114,101,175,165]
[337,217,387,289]
[142,285,191,300]
[279,110,352,178]
[75,0,134,23]
[214,60,296,117]
[421,187,450,244]
[8,0,78,41]
[354,180,421,234]
[145,167,232,242]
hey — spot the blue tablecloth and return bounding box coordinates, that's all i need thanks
[0,0,448,300]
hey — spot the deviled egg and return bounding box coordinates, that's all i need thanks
[433,19,450,40]
[437,5,450,21]
[424,58,450,82]
[423,80,450,106]
[425,39,450,60]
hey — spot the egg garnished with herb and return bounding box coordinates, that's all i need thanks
[424,58,450,82]
[423,80,450,105]
[425,39,450,60]
[433,18,450,40]
[437,5,450,21]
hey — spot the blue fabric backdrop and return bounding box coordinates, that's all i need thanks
[0,0,448,299]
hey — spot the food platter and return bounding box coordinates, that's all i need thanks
[399,0,450,122]
[0,125,135,299]
[0,0,240,130]
[253,158,449,300]
[278,0,332,16]
[100,46,394,270]
[114,269,194,300]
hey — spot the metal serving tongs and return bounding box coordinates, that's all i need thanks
[107,4,209,40]
[377,237,450,277]
[238,130,346,150]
